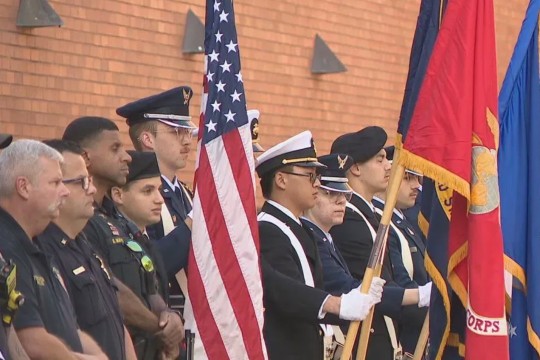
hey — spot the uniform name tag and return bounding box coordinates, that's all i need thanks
[73,266,85,275]
[410,246,418,253]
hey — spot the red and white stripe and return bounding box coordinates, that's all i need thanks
[184,57,267,360]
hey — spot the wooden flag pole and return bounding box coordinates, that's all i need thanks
[340,148,406,360]
[412,313,429,360]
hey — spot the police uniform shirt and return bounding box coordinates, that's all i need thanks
[37,223,126,360]
[82,197,160,307]
[0,207,83,353]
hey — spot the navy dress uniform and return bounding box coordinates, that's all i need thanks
[373,146,429,355]
[256,131,333,360]
[118,87,195,316]
[330,127,406,360]
[300,153,361,295]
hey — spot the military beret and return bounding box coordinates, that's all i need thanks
[0,133,12,149]
[256,131,325,177]
[117,86,196,129]
[126,150,161,184]
[331,126,387,163]
[317,153,353,192]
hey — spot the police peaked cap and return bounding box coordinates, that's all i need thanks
[331,126,387,164]
[117,86,196,129]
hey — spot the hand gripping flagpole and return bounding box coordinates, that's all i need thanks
[340,147,406,360]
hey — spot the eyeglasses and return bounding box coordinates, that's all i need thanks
[62,176,92,191]
[125,240,155,273]
[280,171,321,185]
[321,189,353,202]
[154,127,193,141]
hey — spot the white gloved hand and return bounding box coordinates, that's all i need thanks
[339,289,379,321]
[368,277,385,303]
[418,281,432,308]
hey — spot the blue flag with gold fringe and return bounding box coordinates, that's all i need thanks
[498,0,540,358]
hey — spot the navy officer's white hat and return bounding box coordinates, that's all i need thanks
[255,131,325,177]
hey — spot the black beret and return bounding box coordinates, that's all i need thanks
[117,86,196,129]
[0,133,12,149]
[331,126,387,163]
[126,151,161,184]
[317,153,353,192]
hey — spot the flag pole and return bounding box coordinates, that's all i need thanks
[340,147,406,360]
[412,313,429,360]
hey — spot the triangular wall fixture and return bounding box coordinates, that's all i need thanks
[182,9,205,54]
[16,0,64,28]
[311,34,347,74]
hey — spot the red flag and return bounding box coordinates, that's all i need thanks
[398,0,509,358]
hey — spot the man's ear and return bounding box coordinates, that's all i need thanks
[15,176,31,200]
[274,171,287,191]
[110,186,124,205]
[81,150,91,168]
[139,131,155,151]
[348,163,362,177]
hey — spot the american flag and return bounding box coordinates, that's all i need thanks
[184,0,267,359]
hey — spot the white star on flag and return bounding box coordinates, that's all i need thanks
[230,90,242,102]
[235,72,243,82]
[213,0,220,11]
[219,10,228,22]
[226,40,238,52]
[220,60,232,72]
[215,31,223,43]
[211,100,221,112]
[216,81,226,92]
[224,110,236,122]
[208,50,219,62]
[206,120,217,132]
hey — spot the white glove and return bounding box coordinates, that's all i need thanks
[339,289,379,321]
[368,277,385,303]
[418,282,432,308]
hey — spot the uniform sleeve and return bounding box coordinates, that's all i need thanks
[154,221,190,278]
[5,250,44,330]
[316,238,360,295]
[330,212,373,281]
[260,223,328,321]
[387,230,420,289]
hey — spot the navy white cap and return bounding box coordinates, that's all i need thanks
[317,154,354,192]
[384,146,423,176]
[126,150,161,184]
[117,86,196,129]
[0,133,12,149]
[256,131,325,177]
[331,126,387,164]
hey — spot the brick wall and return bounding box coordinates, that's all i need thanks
[0,0,530,189]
